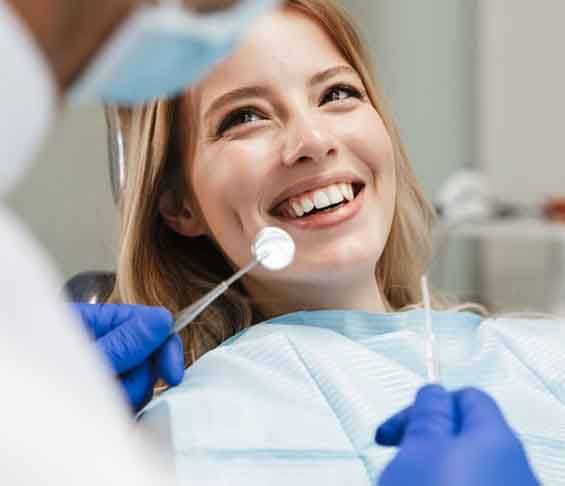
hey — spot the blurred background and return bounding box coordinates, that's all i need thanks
[6,0,565,314]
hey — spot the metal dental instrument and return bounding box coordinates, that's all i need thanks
[421,274,441,384]
[172,227,295,335]
[105,106,126,206]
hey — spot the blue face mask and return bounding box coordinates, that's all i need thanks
[68,0,281,105]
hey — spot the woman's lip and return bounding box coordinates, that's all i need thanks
[269,174,364,212]
[273,186,365,231]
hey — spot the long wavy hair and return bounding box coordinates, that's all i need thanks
[109,0,453,366]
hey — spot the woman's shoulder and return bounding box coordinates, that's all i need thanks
[221,318,341,347]
[481,313,565,339]
[481,314,565,355]
[138,322,365,458]
[146,322,347,405]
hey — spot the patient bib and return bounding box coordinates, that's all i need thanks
[140,310,565,485]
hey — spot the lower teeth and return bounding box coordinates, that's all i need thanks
[303,201,346,217]
[321,204,341,213]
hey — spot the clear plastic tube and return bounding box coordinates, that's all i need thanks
[421,275,441,384]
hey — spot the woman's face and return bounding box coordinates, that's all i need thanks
[178,8,396,312]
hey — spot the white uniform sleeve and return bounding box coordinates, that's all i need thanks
[0,0,56,195]
[0,3,175,484]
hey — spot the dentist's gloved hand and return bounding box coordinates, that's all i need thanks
[375,385,540,486]
[73,304,185,412]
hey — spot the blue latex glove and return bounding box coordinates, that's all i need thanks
[73,304,185,412]
[376,385,540,486]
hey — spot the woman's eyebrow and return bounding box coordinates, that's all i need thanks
[204,86,271,122]
[309,65,357,87]
[204,66,357,121]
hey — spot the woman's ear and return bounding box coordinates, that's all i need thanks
[159,190,207,237]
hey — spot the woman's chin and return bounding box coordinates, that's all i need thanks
[286,253,379,283]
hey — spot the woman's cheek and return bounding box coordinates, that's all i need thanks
[195,143,253,190]
[196,141,275,217]
[341,111,394,173]
[223,136,280,183]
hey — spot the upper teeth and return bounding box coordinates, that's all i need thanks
[281,183,355,218]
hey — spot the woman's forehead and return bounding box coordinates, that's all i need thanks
[194,8,350,108]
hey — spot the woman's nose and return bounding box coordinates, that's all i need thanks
[281,115,336,167]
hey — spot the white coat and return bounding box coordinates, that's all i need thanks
[0,2,174,483]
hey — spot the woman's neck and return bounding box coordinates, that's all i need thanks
[244,273,388,321]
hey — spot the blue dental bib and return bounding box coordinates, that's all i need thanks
[141,309,565,485]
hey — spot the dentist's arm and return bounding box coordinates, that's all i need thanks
[376,385,540,486]
[73,304,185,411]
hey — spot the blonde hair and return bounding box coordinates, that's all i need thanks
[109,0,456,366]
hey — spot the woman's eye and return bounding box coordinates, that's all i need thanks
[217,109,264,136]
[320,85,363,105]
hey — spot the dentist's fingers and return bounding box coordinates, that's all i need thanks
[376,385,456,447]
[405,385,455,442]
[153,334,185,386]
[454,387,507,432]
[96,306,173,374]
[375,406,411,446]
[120,361,157,411]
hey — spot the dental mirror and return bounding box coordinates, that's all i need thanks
[173,227,295,334]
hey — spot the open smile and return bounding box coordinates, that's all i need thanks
[269,181,366,230]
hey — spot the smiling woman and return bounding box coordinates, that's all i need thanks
[107,1,565,485]
[109,0,439,362]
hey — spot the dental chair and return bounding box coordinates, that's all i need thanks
[64,108,123,304]
[63,271,116,303]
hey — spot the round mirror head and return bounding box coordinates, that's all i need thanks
[251,227,295,271]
